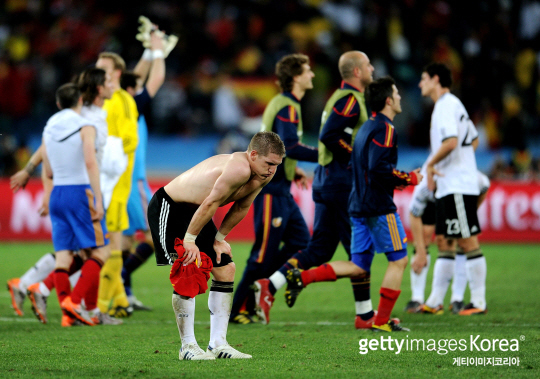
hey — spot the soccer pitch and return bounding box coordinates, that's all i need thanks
[1,242,538,378]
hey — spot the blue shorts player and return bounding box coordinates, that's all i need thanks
[348,77,422,332]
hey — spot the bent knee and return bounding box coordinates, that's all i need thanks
[212,262,236,282]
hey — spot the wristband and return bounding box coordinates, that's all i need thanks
[215,231,227,242]
[152,49,164,59]
[184,232,197,243]
[142,49,152,61]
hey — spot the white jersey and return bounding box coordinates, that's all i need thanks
[430,92,479,199]
[81,104,108,167]
[43,108,96,186]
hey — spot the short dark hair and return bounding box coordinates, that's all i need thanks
[120,71,140,91]
[56,83,81,109]
[77,68,106,106]
[275,54,309,92]
[248,131,286,157]
[423,63,452,88]
[366,76,396,113]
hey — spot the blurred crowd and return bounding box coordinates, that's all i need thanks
[1,0,540,179]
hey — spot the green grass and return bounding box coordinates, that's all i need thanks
[0,242,538,378]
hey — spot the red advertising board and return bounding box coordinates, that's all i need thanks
[1,179,539,243]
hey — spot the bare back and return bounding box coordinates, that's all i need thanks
[164,152,267,207]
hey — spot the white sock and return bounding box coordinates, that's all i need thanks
[69,270,81,288]
[425,258,454,308]
[466,255,487,310]
[172,293,197,346]
[355,300,373,315]
[269,271,287,291]
[38,282,51,297]
[451,253,467,302]
[411,253,431,303]
[19,253,56,292]
[208,283,233,348]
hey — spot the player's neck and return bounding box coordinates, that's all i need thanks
[431,87,450,103]
[291,86,305,101]
[380,108,395,121]
[93,96,105,108]
[111,82,121,93]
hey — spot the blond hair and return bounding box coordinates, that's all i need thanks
[98,52,126,72]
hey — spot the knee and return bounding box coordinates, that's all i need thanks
[350,263,368,277]
[392,255,409,270]
[213,262,236,282]
[92,245,111,262]
[55,251,73,269]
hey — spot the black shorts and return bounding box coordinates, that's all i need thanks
[421,201,436,226]
[147,187,232,268]
[435,194,480,238]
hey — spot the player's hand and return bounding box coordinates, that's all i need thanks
[183,241,201,267]
[10,170,30,192]
[426,165,442,192]
[92,201,104,221]
[411,249,428,274]
[294,167,308,190]
[411,168,423,185]
[150,30,165,51]
[38,200,49,217]
[213,239,232,265]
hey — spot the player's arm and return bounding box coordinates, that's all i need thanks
[319,95,359,163]
[81,125,104,221]
[369,124,421,187]
[119,110,139,154]
[426,137,457,190]
[145,33,165,97]
[39,165,53,217]
[275,106,318,162]
[10,144,44,192]
[41,139,53,180]
[182,160,250,266]
[212,187,263,264]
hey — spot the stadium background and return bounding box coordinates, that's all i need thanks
[1,0,539,243]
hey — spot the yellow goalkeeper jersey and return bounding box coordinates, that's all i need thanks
[104,88,139,203]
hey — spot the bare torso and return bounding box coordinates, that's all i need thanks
[164,152,267,206]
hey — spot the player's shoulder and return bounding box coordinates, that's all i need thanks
[225,152,252,177]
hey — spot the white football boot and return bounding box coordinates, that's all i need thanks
[207,344,252,359]
[179,343,216,360]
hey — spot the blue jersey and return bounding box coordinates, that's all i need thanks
[349,113,414,217]
[313,82,363,194]
[261,92,318,196]
[132,88,151,180]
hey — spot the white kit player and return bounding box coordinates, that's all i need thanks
[418,63,488,316]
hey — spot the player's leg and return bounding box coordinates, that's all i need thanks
[422,195,458,314]
[266,197,310,295]
[231,194,285,322]
[148,189,214,359]
[406,208,435,313]
[121,179,154,309]
[367,213,409,332]
[454,194,486,315]
[253,195,307,324]
[450,244,467,313]
[99,199,131,316]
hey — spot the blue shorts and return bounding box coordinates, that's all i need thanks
[49,185,109,251]
[123,178,153,236]
[350,213,407,271]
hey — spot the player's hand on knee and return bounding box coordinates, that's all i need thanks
[213,240,232,264]
[183,241,200,266]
